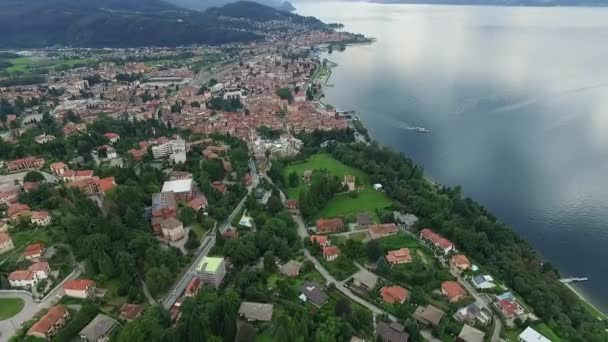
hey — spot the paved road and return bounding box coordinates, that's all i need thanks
[0,263,83,339]
[161,160,259,309]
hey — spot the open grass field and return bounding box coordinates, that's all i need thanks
[2,56,95,75]
[284,153,393,220]
[0,298,25,320]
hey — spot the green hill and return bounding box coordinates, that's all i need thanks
[0,0,323,48]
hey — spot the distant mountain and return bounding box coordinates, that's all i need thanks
[165,0,296,11]
[373,0,608,6]
[0,0,318,48]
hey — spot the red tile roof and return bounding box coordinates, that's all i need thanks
[323,246,340,258]
[8,203,31,217]
[369,223,399,237]
[0,233,12,245]
[28,306,68,336]
[8,270,35,281]
[185,277,201,296]
[64,279,94,291]
[441,281,467,301]
[386,248,412,264]
[452,254,471,268]
[120,303,143,321]
[380,286,409,304]
[420,228,454,250]
[23,243,44,257]
[310,235,328,246]
[104,132,120,139]
[98,177,116,192]
[316,218,344,233]
[28,261,50,273]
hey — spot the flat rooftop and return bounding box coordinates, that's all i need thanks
[197,256,223,273]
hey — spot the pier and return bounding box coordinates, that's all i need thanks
[559,277,589,283]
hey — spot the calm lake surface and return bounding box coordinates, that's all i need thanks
[296,1,608,312]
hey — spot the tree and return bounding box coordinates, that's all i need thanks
[23,171,44,183]
[263,250,276,273]
[367,239,383,262]
[202,159,225,181]
[276,87,292,101]
[288,171,299,187]
[185,230,200,251]
[179,207,196,226]
[335,297,352,317]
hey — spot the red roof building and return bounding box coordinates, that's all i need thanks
[451,254,471,271]
[185,277,202,297]
[23,242,45,260]
[316,218,344,234]
[5,157,45,173]
[50,162,69,176]
[243,173,253,186]
[310,235,329,247]
[441,281,467,303]
[0,189,19,205]
[386,248,412,265]
[64,279,96,299]
[420,228,455,255]
[323,246,340,261]
[284,199,299,211]
[119,303,144,322]
[8,203,31,220]
[27,306,70,340]
[369,223,399,239]
[380,286,409,304]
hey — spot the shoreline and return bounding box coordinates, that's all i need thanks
[317,45,608,318]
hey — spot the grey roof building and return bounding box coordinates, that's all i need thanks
[376,321,409,342]
[413,304,445,327]
[79,314,118,342]
[352,269,378,292]
[300,281,329,307]
[279,260,302,277]
[457,324,485,342]
[238,302,274,322]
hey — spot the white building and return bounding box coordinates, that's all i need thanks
[518,327,551,342]
[196,256,226,289]
[152,138,186,160]
[28,261,51,280]
[8,270,38,288]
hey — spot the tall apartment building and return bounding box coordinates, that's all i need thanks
[151,138,186,159]
[196,256,226,289]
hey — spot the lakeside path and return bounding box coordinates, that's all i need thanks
[564,283,608,321]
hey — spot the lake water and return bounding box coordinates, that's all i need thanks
[296,1,608,312]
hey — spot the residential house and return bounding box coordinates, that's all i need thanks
[284,199,299,212]
[0,233,15,255]
[157,217,185,241]
[369,223,399,239]
[196,256,226,289]
[380,286,409,304]
[310,235,329,247]
[64,279,96,299]
[0,220,8,233]
[222,228,239,240]
[28,261,51,280]
[119,304,143,322]
[471,275,496,290]
[23,242,45,261]
[8,270,38,288]
[518,327,551,342]
[323,246,340,261]
[0,189,19,205]
[50,162,69,176]
[413,304,445,327]
[31,211,51,226]
[238,302,274,322]
[35,134,55,144]
[189,195,208,212]
[352,269,378,293]
[104,132,120,144]
[105,146,118,160]
[26,306,70,340]
[356,213,372,229]
[455,304,491,326]
[442,281,467,303]
[451,254,471,271]
[23,182,40,192]
[5,157,45,173]
[386,248,412,265]
[161,179,194,200]
[316,218,344,234]
[495,292,525,320]
[185,277,202,297]
[300,282,328,307]
[420,228,455,255]
[243,173,253,186]
[343,175,356,192]
[169,171,193,181]
[8,203,31,220]
[79,314,118,342]
[376,322,409,342]
[212,181,226,194]
[67,176,116,196]
[457,324,485,342]
[279,260,302,277]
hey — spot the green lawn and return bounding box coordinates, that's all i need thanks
[284,153,393,220]
[533,323,562,342]
[376,233,422,251]
[191,224,207,239]
[10,229,52,249]
[0,298,25,320]
[2,56,95,75]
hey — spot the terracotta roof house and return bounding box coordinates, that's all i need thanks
[151,191,178,218]
[189,195,208,212]
[23,242,45,260]
[23,182,40,192]
[119,304,143,322]
[300,281,328,307]
[376,321,410,342]
[413,304,445,327]
[8,203,31,220]
[28,261,51,279]
[380,286,409,304]
[8,270,38,288]
[420,228,455,255]
[64,279,96,299]
[310,235,329,247]
[386,248,412,265]
[31,210,51,226]
[104,132,120,143]
[284,199,299,211]
[370,223,399,239]
[0,233,15,255]
[316,218,344,234]
[50,162,68,176]
[222,228,239,240]
[27,306,70,340]
[243,173,253,186]
[442,281,467,303]
[451,254,471,271]
[0,189,19,205]
[323,246,340,261]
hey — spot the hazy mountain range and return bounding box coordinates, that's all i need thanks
[166,0,296,11]
[372,0,608,6]
[0,0,321,48]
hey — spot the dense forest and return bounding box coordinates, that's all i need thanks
[0,0,325,48]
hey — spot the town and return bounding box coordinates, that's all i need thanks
[0,11,602,342]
